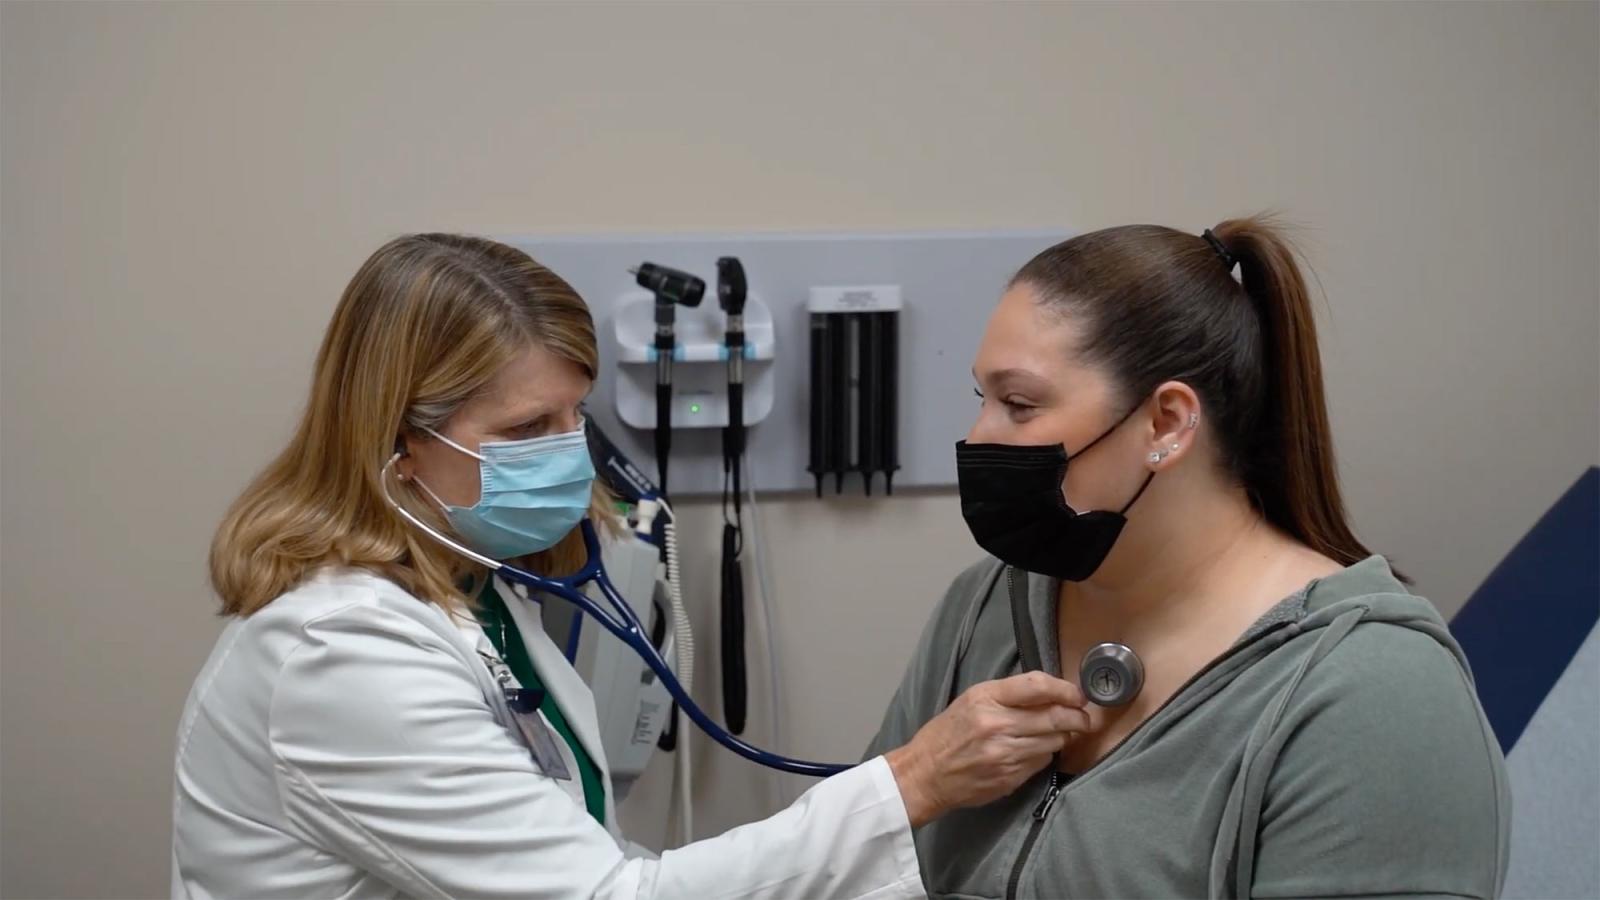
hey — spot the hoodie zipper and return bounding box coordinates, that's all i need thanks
[998,570,1297,900]
[1004,770,1068,899]
[1004,564,1065,900]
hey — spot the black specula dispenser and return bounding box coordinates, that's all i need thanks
[806,286,902,497]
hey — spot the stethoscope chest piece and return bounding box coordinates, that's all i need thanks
[1079,642,1144,707]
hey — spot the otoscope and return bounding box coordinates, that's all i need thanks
[628,262,705,499]
[717,257,749,734]
[718,257,749,505]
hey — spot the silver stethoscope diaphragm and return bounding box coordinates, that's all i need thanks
[1079,642,1144,707]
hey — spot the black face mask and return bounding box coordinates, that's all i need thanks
[956,407,1154,582]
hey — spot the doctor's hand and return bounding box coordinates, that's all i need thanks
[884,672,1090,828]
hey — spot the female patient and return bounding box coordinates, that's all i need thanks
[868,218,1509,899]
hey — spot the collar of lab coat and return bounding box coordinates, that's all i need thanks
[494,575,620,830]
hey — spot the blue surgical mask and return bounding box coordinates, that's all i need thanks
[413,423,595,560]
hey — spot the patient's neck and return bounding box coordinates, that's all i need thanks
[1058,479,1281,647]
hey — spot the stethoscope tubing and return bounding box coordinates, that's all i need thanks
[381,455,850,778]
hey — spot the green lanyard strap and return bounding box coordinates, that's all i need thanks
[474,581,607,826]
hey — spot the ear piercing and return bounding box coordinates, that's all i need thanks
[1188,413,1199,429]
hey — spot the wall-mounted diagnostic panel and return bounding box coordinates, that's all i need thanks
[503,230,1068,496]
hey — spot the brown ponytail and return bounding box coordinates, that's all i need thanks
[1209,217,1372,569]
[1011,215,1383,573]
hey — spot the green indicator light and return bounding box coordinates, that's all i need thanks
[690,403,702,414]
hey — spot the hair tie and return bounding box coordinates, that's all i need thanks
[1202,229,1236,270]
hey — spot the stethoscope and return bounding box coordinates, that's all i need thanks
[1006,567,1145,708]
[380,454,851,778]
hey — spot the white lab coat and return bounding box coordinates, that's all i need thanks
[171,567,923,899]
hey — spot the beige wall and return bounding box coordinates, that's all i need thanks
[3,1,1596,896]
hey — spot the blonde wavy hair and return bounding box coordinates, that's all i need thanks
[210,234,612,616]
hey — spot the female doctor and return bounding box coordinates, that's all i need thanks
[172,233,1091,899]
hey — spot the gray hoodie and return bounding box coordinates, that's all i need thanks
[866,556,1510,899]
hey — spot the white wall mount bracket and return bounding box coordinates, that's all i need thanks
[611,290,775,430]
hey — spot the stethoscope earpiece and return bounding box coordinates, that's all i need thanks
[1079,642,1144,707]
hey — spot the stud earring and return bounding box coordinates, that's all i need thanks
[1187,413,1199,429]
[1149,450,1165,464]
[1171,443,1180,451]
